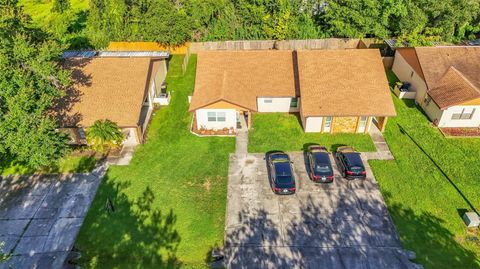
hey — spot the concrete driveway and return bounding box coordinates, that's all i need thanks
[0,164,106,269]
[224,152,421,269]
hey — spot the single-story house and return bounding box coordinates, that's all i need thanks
[392,47,480,127]
[188,49,396,134]
[59,51,169,145]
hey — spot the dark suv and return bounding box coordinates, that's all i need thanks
[267,152,296,195]
[306,145,334,183]
[335,146,366,179]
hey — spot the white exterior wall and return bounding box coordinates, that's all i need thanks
[392,51,428,104]
[196,109,237,130]
[304,117,323,133]
[438,105,480,128]
[257,97,299,112]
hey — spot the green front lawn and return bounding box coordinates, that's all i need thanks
[75,55,235,268]
[248,113,375,153]
[370,96,480,269]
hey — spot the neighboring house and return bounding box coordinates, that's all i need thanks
[59,51,169,145]
[392,47,480,127]
[188,49,395,134]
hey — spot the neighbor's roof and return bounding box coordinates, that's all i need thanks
[59,57,153,127]
[297,49,396,117]
[396,48,425,80]
[414,46,480,109]
[189,51,296,111]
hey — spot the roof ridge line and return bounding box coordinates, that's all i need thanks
[449,66,480,95]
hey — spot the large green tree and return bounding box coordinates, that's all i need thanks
[0,0,70,168]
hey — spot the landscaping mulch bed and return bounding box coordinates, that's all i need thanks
[440,127,480,137]
[191,114,236,136]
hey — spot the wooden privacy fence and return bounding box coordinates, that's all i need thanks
[188,38,383,53]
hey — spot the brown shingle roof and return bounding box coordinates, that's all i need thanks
[189,51,296,112]
[396,48,425,80]
[415,46,480,108]
[60,57,152,127]
[297,49,396,117]
[427,67,480,109]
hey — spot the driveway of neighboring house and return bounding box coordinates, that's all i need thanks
[224,152,421,269]
[0,163,107,269]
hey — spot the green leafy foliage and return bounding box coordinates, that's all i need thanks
[86,120,124,153]
[0,0,70,168]
[18,0,480,48]
[52,0,70,13]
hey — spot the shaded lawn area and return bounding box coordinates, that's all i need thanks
[370,96,480,269]
[0,154,97,175]
[76,55,235,268]
[248,113,376,153]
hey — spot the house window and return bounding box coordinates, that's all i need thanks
[290,97,298,108]
[424,95,431,106]
[78,128,86,140]
[451,108,475,120]
[264,98,273,104]
[207,112,217,122]
[207,111,226,122]
[323,117,332,132]
[357,116,368,133]
[217,112,226,122]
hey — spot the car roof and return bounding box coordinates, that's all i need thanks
[344,153,364,167]
[308,145,328,153]
[274,161,292,175]
[337,146,356,153]
[313,152,330,163]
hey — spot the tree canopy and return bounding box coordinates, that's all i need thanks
[79,0,480,48]
[0,0,70,168]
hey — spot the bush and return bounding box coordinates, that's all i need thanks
[87,120,124,153]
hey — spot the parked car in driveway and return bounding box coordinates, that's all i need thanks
[267,152,296,195]
[306,145,334,183]
[335,146,366,179]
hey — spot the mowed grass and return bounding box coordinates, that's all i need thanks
[75,55,235,268]
[248,113,376,153]
[370,96,480,269]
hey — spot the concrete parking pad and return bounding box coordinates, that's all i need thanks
[225,152,421,268]
[0,163,106,269]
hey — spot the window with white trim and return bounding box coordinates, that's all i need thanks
[451,107,475,120]
[207,111,226,122]
[264,98,273,103]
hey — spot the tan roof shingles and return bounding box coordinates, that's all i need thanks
[297,49,396,117]
[189,51,296,112]
[415,46,480,108]
[427,66,480,109]
[61,57,152,127]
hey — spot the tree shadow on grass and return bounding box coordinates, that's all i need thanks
[383,192,479,269]
[76,175,181,268]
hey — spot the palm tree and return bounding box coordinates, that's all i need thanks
[87,120,124,153]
